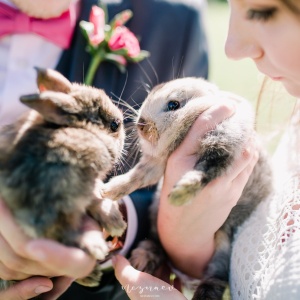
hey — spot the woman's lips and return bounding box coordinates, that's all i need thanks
[271,76,283,81]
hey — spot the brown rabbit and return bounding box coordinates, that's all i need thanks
[103,77,273,300]
[0,68,127,290]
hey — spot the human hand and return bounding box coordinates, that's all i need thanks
[0,199,98,299]
[157,100,259,277]
[113,255,186,300]
[0,276,73,300]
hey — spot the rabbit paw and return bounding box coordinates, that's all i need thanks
[192,278,227,300]
[76,264,103,287]
[169,170,203,206]
[79,230,109,261]
[129,249,158,274]
[101,174,130,201]
[102,184,125,201]
[88,198,127,237]
[129,240,163,274]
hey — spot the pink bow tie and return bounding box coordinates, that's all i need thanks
[0,2,77,49]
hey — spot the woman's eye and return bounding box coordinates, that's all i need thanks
[167,100,180,111]
[110,120,120,132]
[246,8,277,22]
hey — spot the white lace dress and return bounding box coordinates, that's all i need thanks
[230,105,300,299]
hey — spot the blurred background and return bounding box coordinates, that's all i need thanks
[206,0,258,101]
[206,0,296,153]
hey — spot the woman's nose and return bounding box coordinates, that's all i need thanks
[225,17,263,61]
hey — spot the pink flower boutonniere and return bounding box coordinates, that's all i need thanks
[80,5,150,85]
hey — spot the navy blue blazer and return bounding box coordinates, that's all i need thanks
[57,0,209,107]
[57,0,209,298]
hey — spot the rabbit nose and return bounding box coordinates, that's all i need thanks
[137,117,146,132]
[137,117,158,143]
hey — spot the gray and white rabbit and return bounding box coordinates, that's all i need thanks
[0,68,127,290]
[103,77,273,299]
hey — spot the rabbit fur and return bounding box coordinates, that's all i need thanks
[0,68,127,289]
[103,77,273,299]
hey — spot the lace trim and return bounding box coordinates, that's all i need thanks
[230,173,300,299]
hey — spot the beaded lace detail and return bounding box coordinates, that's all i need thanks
[230,106,300,300]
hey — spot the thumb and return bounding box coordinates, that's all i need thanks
[0,277,53,300]
[112,255,187,300]
[112,255,140,284]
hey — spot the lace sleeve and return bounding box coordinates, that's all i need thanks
[230,103,300,299]
[230,172,300,299]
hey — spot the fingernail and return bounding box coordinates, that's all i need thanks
[35,285,52,294]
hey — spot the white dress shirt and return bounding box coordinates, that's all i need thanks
[0,0,63,126]
[0,0,137,264]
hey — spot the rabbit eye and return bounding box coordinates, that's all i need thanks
[110,119,120,132]
[167,100,180,111]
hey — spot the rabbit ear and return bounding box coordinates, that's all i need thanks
[34,67,72,94]
[20,92,80,125]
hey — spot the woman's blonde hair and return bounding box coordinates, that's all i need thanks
[255,76,297,153]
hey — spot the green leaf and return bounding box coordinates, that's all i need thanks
[106,60,127,73]
[110,9,133,28]
[79,21,94,40]
[110,48,129,56]
[114,63,127,73]
[128,50,150,63]
[104,53,127,65]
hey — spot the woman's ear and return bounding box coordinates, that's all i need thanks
[34,67,72,94]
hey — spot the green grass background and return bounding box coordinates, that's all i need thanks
[206,0,259,102]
